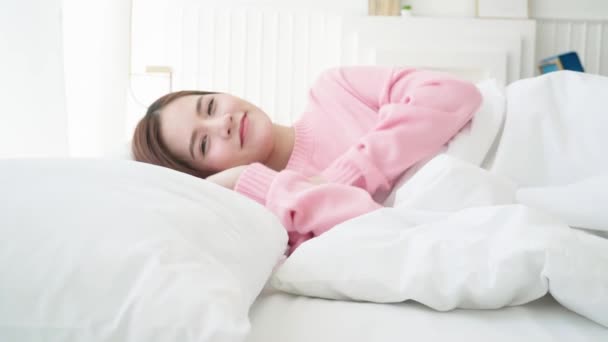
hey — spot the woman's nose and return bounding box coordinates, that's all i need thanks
[208,113,234,138]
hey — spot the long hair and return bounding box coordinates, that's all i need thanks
[132,90,216,178]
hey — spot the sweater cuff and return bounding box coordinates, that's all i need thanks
[320,156,362,187]
[321,150,391,194]
[234,163,278,205]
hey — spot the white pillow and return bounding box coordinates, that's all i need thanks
[0,159,287,342]
[445,79,506,167]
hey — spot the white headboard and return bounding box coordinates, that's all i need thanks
[341,16,536,87]
[129,4,535,128]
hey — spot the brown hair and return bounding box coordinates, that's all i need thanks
[132,90,216,178]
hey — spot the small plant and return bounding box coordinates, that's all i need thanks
[402,5,412,11]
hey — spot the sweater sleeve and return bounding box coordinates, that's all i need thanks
[235,163,382,253]
[319,67,483,195]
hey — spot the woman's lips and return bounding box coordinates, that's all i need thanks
[239,113,247,148]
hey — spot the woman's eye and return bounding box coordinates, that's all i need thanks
[207,98,214,116]
[200,136,208,156]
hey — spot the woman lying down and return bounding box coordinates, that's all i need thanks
[132,65,483,255]
[131,67,608,327]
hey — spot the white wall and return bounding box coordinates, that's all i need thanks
[531,0,608,20]
[404,0,608,19]
[407,0,475,17]
[184,0,367,13]
[0,0,68,157]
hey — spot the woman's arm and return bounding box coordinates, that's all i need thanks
[235,163,381,253]
[316,66,483,195]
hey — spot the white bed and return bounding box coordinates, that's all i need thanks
[249,291,608,342]
[125,5,607,339]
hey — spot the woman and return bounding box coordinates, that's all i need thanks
[132,66,482,253]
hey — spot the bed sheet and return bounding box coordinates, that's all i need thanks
[248,290,607,342]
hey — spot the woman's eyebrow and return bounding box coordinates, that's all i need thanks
[189,95,205,160]
[196,95,204,116]
[189,131,197,161]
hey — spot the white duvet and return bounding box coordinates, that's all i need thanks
[271,71,608,328]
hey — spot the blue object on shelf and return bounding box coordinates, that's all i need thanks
[538,51,584,74]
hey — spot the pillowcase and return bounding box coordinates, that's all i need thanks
[0,158,287,342]
[445,78,506,167]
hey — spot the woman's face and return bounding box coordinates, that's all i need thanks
[159,93,274,173]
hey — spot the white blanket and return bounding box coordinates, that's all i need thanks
[489,71,608,187]
[491,70,608,235]
[271,71,608,328]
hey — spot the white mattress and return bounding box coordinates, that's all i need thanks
[248,289,608,341]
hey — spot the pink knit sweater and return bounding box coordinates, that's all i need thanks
[235,66,482,253]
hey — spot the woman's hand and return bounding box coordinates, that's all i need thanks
[206,165,248,190]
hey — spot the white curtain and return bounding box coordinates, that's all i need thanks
[62,0,132,157]
[0,0,132,158]
[0,0,69,157]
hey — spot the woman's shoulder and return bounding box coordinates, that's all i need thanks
[307,66,407,109]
